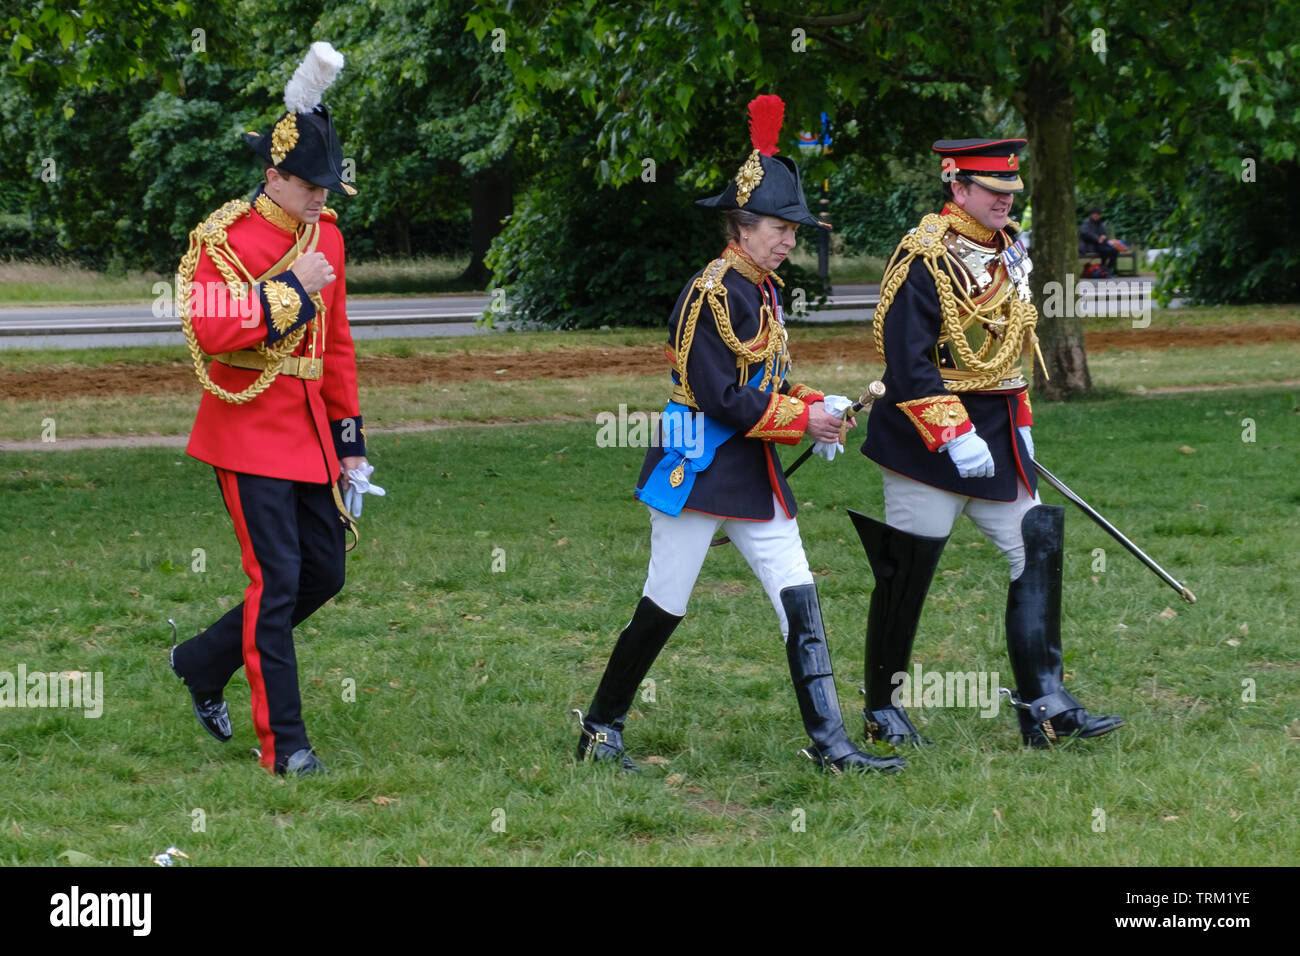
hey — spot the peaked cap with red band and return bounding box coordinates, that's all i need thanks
[933,137,1027,194]
[696,95,828,228]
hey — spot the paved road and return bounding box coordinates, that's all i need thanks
[0,279,1171,350]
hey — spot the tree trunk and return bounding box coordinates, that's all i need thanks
[461,164,512,288]
[1014,4,1093,399]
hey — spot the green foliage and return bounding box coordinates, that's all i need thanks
[485,162,723,329]
[2,0,196,107]
[830,155,937,258]
[0,212,60,259]
[1157,162,1300,305]
[1,0,509,273]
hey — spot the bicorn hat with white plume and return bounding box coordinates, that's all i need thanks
[243,41,357,196]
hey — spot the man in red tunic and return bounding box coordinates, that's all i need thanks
[169,42,374,776]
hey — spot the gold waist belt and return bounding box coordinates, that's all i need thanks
[940,367,1027,391]
[214,350,324,381]
[669,384,699,409]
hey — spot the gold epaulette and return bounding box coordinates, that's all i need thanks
[669,256,788,408]
[320,207,338,222]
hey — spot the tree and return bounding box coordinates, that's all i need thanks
[476,0,1295,397]
[2,1,195,110]
[316,0,517,282]
[471,1,984,326]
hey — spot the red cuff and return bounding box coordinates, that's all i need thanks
[897,394,972,452]
[745,392,809,445]
[1015,390,1033,427]
[787,383,825,404]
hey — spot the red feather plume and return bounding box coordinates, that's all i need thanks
[748,94,784,156]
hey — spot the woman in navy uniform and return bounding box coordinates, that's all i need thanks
[853,138,1123,749]
[575,97,903,774]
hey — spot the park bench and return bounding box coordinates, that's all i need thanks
[1079,244,1139,277]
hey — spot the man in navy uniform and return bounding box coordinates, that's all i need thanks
[852,138,1123,748]
[575,96,903,775]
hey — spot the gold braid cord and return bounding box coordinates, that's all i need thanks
[178,200,308,405]
[671,257,788,408]
[873,213,1039,392]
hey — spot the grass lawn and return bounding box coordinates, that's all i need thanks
[2,322,1299,444]
[0,384,1296,866]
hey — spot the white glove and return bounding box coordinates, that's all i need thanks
[944,429,995,479]
[1019,425,1035,461]
[813,394,853,461]
[343,462,386,517]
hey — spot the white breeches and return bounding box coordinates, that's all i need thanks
[880,469,1042,580]
[642,496,814,639]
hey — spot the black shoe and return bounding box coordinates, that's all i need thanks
[783,584,906,775]
[1011,688,1125,748]
[280,748,327,776]
[848,511,948,747]
[170,644,232,743]
[864,705,932,747]
[574,709,638,772]
[802,743,906,774]
[1006,506,1124,748]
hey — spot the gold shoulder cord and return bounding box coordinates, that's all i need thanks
[672,258,788,407]
[873,213,1042,392]
[178,199,325,405]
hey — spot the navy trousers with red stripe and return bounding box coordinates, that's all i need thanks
[172,469,345,773]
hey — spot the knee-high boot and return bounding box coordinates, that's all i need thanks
[782,584,905,774]
[1006,505,1125,747]
[849,510,948,746]
[575,596,682,771]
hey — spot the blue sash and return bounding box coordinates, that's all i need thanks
[636,365,768,516]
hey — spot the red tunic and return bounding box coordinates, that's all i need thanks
[185,203,362,483]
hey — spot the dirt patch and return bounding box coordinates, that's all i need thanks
[2,324,1297,402]
[1086,323,1300,351]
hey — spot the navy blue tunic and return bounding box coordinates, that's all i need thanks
[862,257,1036,502]
[636,260,808,520]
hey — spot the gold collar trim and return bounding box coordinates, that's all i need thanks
[723,244,770,285]
[255,192,301,234]
[942,203,996,244]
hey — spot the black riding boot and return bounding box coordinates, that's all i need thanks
[1006,505,1125,748]
[575,596,682,771]
[849,510,948,747]
[782,585,905,774]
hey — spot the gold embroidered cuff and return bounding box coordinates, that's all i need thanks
[745,393,807,445]
[787,383,824,403]
[898,394,971,451]
[263,280,302,335]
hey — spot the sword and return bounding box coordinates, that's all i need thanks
[710,381,885,548]
[1033,459,1196,604]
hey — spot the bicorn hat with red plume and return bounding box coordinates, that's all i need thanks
[696,95,826,228]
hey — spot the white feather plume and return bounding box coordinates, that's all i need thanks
[283,41,344,115]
